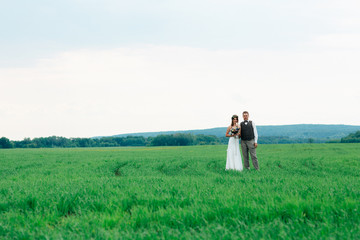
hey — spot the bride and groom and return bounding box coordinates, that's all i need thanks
[226,111,259,171]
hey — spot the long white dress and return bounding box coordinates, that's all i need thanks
[226,134,243,171]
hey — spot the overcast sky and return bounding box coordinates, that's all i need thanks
[1,0,360,140]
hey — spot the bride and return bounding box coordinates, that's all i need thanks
[225,115,243,171]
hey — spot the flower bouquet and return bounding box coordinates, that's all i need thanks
[230,126,240,135]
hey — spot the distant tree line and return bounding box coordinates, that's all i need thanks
[340,131,360,143]
[149,134,220,146]
[1,131,358,149]
[0,133,220,149]
[259,136,327,144]
[0,136,148,149]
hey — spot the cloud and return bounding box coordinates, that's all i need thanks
[1,45,359,140]
[336,17,360,28]
[306,34,360,49]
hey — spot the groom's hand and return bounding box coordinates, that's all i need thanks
[254,143,258,148]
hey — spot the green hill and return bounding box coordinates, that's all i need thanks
[105,124,360,140]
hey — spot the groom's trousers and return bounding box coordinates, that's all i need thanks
[241,139,259,170]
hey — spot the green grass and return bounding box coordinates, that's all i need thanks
[0,144,359,239]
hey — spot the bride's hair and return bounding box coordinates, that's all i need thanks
[231,115,238,126]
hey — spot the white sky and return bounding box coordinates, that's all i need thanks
[1,0,360,140]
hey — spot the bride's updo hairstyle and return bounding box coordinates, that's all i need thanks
[231,115,238,126]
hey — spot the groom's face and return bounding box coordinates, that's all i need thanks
[243,113,249,121]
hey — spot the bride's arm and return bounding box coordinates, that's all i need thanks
[225,126,233,137]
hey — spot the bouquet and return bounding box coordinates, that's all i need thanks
[230,126,239,135]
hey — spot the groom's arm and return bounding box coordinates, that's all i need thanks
[253,121,258,147]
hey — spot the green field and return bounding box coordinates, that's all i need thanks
[1,144,359,239]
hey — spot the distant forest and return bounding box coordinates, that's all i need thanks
[0,134,219,149]
[108,124,360,140]
[0,131,359,148]
[340,131,360,143]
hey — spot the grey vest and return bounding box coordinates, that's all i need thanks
[240,121,255,141]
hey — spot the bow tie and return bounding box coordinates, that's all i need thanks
[244,120,248,123]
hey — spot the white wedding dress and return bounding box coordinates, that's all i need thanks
[226,135,243,171]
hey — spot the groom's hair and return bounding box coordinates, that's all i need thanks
[243,111,249,115]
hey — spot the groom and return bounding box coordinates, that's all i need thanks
[240,111,259,170]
